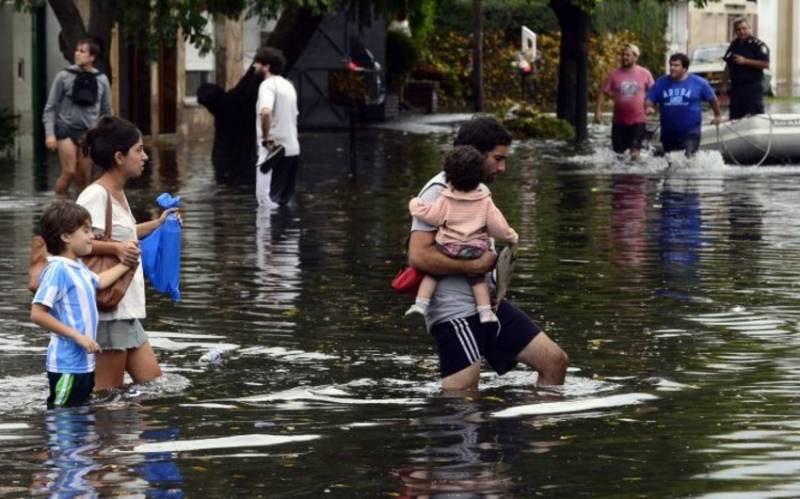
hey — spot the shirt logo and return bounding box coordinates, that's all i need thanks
[620,80,640,97]
[663,87,692,106]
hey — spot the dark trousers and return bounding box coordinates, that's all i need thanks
[730,82,764,120]
[270,155,300,205]
[662,134,701,157]
[611,123,647,153]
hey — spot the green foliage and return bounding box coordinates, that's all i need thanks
[593,0,669,77]
[418,0,670,110]
[434,0,558,37]
[386,31,419,90]
[7,0,352,59]
[387,0,437,42]
[501,102,576,141]
[414,30,472,109]
[500,101,575,141]
[415,28,646,112]
[0,108,19,157]
[407,0,436,41]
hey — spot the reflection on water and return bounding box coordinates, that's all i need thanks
[658,179,702,302]
[28,406,184,497]
[610,174,647,269]
[31,408,100,497]
[397,404,513,498]
[254,206,301,317]
[2,126,800,495]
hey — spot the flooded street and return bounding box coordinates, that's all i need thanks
[2,117,800,497]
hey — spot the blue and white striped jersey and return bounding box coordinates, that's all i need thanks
[32,256,100,374]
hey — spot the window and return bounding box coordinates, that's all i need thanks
[184,14,215,104]
[185,70,212,100]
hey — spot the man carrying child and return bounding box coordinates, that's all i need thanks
[407,116,568,391]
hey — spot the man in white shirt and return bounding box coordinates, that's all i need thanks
[253,47,301,207]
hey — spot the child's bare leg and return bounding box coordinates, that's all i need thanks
[471,281,498,323]
[416,275,437,301]
[405,275,437,317]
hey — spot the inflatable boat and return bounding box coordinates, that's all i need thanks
[699,114,800,165]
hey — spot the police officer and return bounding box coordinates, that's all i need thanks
[721,17,769,120]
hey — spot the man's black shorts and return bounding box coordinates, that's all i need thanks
[729,82,764,120]
[662,134,701,157]
[54,123,88,147]
[611,123,647,154]
[47,371,94,408]
[429,301,541,378]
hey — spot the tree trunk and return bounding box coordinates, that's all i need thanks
[48,0,116,81]
[48,0,87,63]
[87,0,117,80]
[214,13,245,90]
[550,0,590,142]
[266,5,324,73]
[472,0,484,112]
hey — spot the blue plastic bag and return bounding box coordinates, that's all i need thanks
[140,193,181,301]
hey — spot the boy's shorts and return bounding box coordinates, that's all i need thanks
[47,372,95,408]
[429,301,541,378]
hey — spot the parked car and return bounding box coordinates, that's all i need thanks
[689,43,773,96]
[689,44,728,91]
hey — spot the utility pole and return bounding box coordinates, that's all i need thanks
[472,0,484,112]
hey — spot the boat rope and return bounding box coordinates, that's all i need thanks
[715,114,774,167]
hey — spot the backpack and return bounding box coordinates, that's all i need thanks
[67,68,98,107]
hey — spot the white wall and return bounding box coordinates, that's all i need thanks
[45,4,69,90]
[185,16,215,73]
[758,0,778,95]
[0,5,34,158]
[243,16,277,69]
[793,1,800,94]
[666,2,689,72]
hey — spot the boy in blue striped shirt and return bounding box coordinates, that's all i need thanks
[30,200,131,408]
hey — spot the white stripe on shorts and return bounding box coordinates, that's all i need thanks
[452,318,479,364]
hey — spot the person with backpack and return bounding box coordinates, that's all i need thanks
[43,38,112,197]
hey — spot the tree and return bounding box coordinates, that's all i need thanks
[8,0,348,77]
[472,0,483,111]
[549,0,590,142]
[548,0,714,143]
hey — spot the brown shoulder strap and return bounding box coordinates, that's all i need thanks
[100,185,113,241]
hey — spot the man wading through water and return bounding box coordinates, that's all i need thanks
[408,116,568,391]
[43,38,112,197]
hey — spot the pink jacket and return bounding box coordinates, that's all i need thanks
[409,186,518,247]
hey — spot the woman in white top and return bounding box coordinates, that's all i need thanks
[77,116,178,391]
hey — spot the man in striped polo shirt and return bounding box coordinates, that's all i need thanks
[30,200,131,407]
[407,116,569,390]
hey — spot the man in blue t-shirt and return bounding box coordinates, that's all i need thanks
[646,53,722,156]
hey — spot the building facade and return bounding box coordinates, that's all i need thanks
[667,0,800,96]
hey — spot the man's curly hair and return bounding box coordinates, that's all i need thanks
[453,116,512,153]
[444,146,485,192]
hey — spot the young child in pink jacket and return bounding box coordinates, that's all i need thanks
[407,146,519,323]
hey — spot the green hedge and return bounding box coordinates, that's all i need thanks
[431,0,668,78]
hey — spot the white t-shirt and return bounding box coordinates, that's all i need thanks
[76,183,147,320]
[256,75,300,161]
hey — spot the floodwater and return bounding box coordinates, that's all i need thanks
[2,112,800,497]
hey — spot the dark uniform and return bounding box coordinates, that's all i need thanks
[723,35,769,119]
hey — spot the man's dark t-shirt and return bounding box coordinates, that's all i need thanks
[723,36,769,86]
